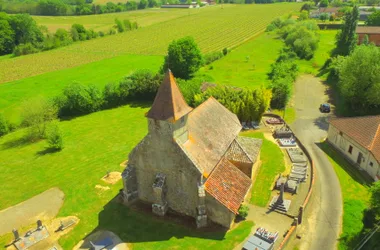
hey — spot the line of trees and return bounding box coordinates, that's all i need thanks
[0,12,137,56]
[0,0,159,16]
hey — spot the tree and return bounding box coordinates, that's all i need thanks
[319,13,329,22]
[285,26,319,59]
[319,0,328,7]
[46,121,63,150]
[163,36,203,79]
[114,18,125,32]
[370,181,380,216]
[338,45,380,114]
[138,0,148,9]
[366,10,380,26]
[298,10,309,21]
[238,204,249,219]
[21,97,58,140]
[335,5,359,56]
[0,19,15,55]
[71,23,87,41]
[54,28,72,46]
[0,113,9,137]
[8,14,44,46]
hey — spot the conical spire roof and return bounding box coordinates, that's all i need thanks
[146,70,193,121]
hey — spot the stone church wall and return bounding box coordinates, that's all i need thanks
[205,193,235,228]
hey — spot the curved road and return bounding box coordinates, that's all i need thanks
[290,75,342,250]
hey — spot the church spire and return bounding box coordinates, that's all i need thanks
[146,70,193,121]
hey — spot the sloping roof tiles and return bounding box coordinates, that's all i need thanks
[205,157,252,214]
[182,97,242,175]
[146,70,193,121]
[330,115,380,162]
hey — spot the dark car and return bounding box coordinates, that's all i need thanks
[319,103,331,113]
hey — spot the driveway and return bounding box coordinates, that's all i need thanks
[290,75,342,250]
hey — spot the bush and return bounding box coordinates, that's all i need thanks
[13,43,39,56]
[115,18,125,32]
[222,47,228,56]
[56,82,103,116]
[204,51,224,65]
[46,121,63,151]
[103,82,123,108]
[238,204,249,219]
[120,69,162,100]
[163,36,203,79]
[177,73,214,106]
[0,113,9,137]
[71,23,88,41]
[284,25,319,60]
[270,77,292,109]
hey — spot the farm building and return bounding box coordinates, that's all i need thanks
[161,3,199,8]
[121,70,262,228]
[310,7,341,18]
[356,26,380,46]
[327,115,380,181]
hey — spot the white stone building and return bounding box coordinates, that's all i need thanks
[327,116,380,181]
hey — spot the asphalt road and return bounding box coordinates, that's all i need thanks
[290,75,342,250]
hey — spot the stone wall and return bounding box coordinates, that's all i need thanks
[205,193,235,228]
[127,117,202,218]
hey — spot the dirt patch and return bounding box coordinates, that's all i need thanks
[101,171,122,185]
[6,216,79,250]
[0,187,64,236]
[95,185,110,191]
[73,230,128,250]
[119,160,128,167]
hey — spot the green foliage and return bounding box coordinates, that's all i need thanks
[21,97,58,140]
[46,121,64,150]
[194,86,271,122]
[204,51,224,65]
[9,14,44,46]
[222,47,228,56]
[0,18,15,55]
[319,12,329,21]
[366,10,380,26]
[367,0,380,6]
[337,45,380,114]
[0,113,9,137]
[300,2,313,12]
[115,18,125,33]
[163,36,203,80]
[56,82,103,116]
[177,73,214,106]
[335,5,359,56]
[13,42,40,56]
[298,10,309,21]
[54,28,72,46]
[238,204,249,219]
[319,0,328,7]
[71,23,87,41]
[370,181,380,216]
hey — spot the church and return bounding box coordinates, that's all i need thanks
[121,70,262,228]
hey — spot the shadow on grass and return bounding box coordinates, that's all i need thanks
[316,141,372,185]
[0,136,35,150]
[36,147,61,156]
[77,195,232,249]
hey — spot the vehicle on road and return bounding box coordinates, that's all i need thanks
[319,103,331,113]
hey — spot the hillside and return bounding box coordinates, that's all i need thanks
[0,3,302,84]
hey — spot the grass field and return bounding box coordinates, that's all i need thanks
[0,54,163,124]
[0,3,302,84]
[0,104,253,249]
[201,33,283,89]
[241,132,285,207]
[33,8,189,32]
[319,142,372,250]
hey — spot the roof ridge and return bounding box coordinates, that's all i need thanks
[233,137,253,162]
[369,124,380,150]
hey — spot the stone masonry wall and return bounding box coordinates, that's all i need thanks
[205,193,235,228]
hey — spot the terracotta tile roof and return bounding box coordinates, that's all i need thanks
[146,70,192,121]
[181,97,242,175]
[330,115,380,162]
[356,26,380,34]
[205,157,252,214]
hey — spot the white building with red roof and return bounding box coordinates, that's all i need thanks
[121,70,262,228]
[327,115,380,181]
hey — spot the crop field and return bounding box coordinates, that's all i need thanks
[33,8,190,32]
[0,3,302,84]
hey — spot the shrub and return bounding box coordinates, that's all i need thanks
[57,82,103,116]
[120,69,162,100]
[204,51,224,65]
[103,82,123,108]
[109,28,116,35]
[115,18,125,32]
[21,97,58,140]
[319,13,329,22]
[13,43,39,56]
[0,113,9,137]
[163,36,203,79]
[71,23,88,41]
[270,77,292,109]
[46,121,63,151]
[284,25,319,59]
[222,47,228,56]
[238,204,249,219]
[98,31,105,37]
[177,73,214,106]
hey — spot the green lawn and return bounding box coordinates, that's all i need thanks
[0,104,252,249]
[319,142,372,250]
[272,107,296,125]
[241,132,285,207]
[0,54,163,125]
[201,32,283,89]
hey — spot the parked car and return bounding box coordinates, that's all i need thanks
[319,103,331,113]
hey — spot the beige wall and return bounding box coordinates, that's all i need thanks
[129,117,202,217]
[327,125,380,180]
[205,193,235,228]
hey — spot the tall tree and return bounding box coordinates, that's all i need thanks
[9,14,44,46]
[163,36,203,79]
[335,6,359,56]
[366,10,380,26]
[0,19,15,55]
